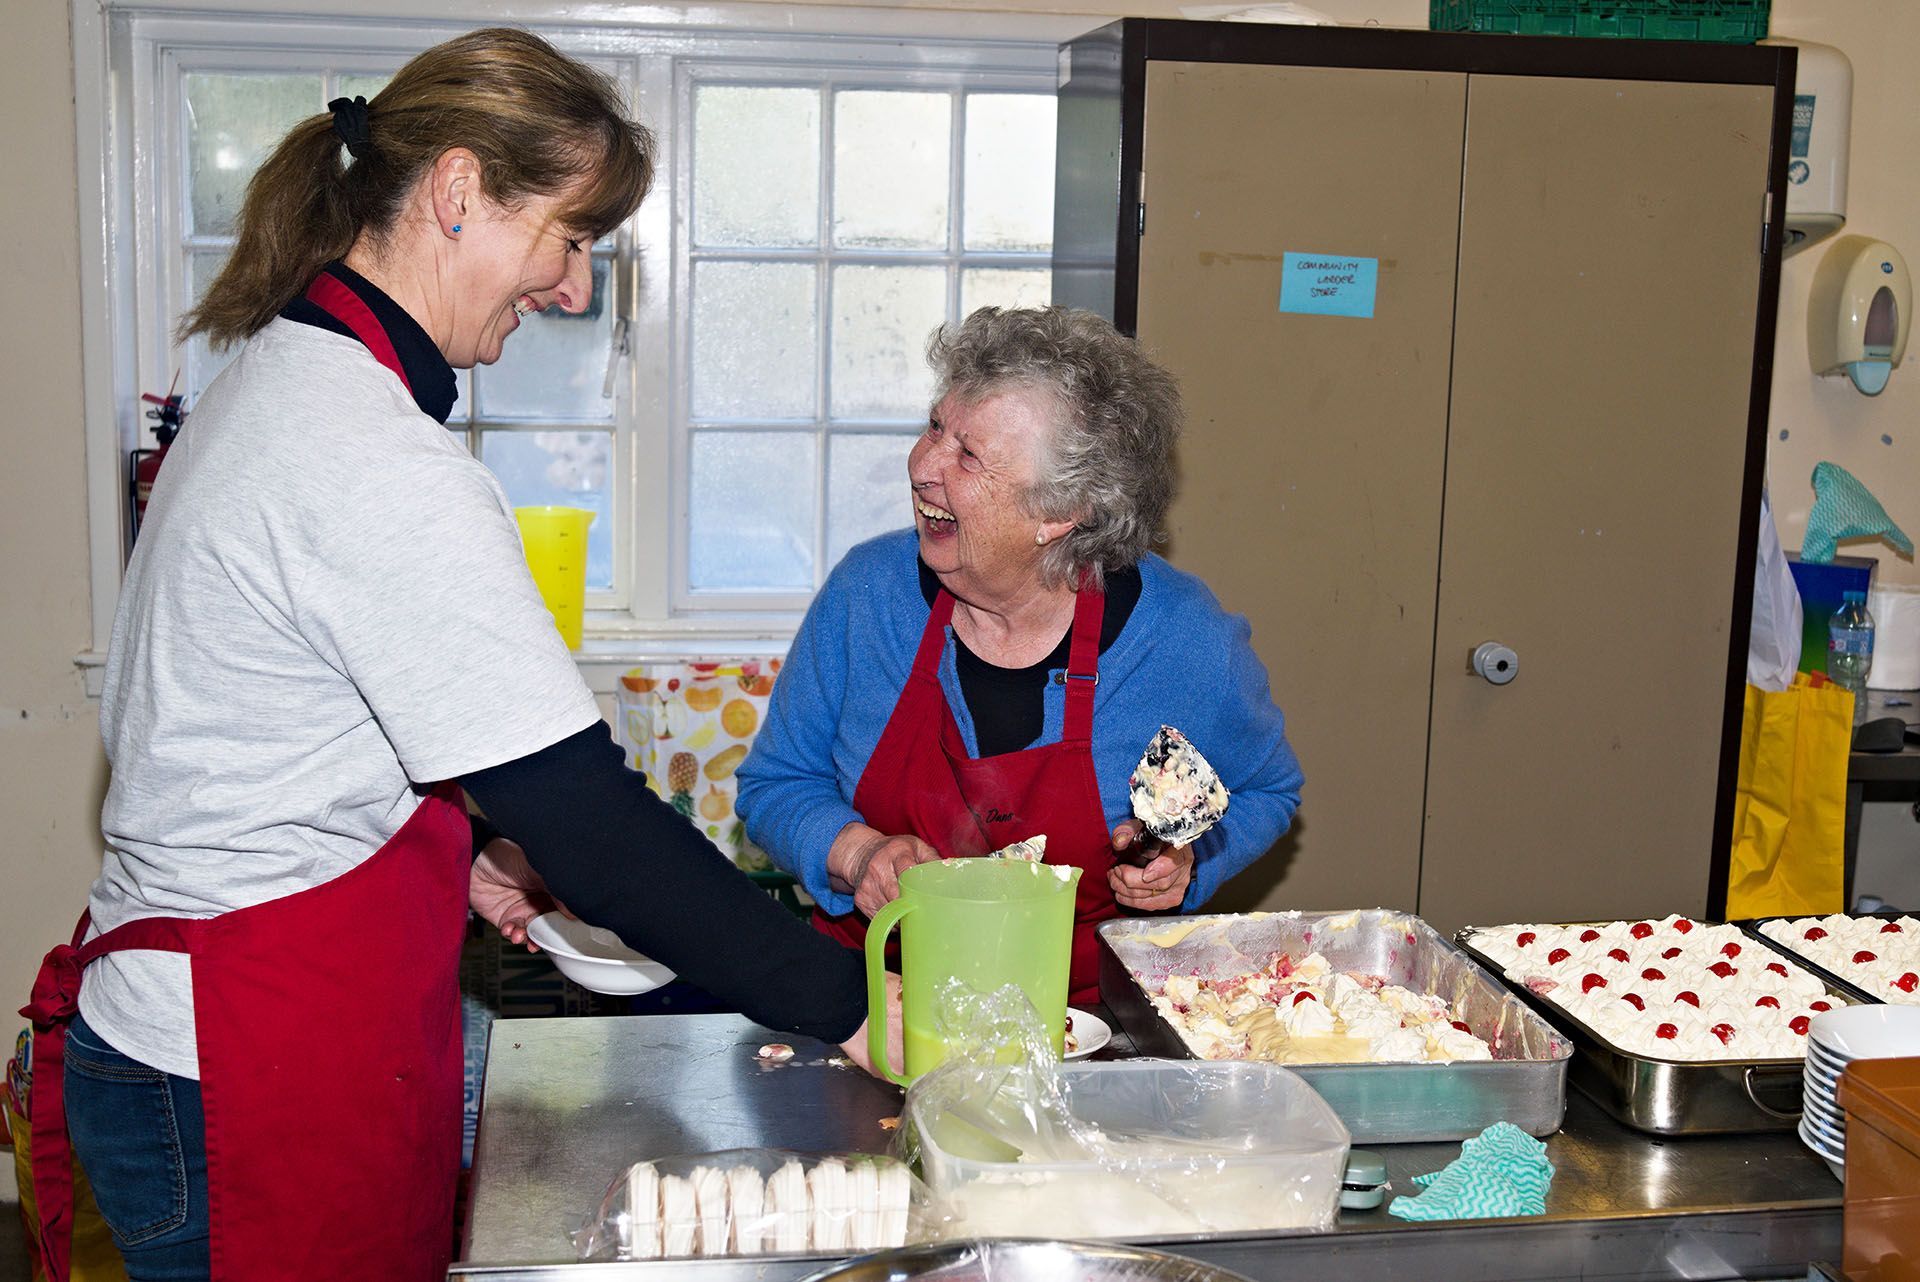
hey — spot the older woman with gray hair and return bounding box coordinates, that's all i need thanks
[737,305,1303,1000]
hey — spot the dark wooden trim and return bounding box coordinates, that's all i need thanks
[1135,17,1788,84]
[1115,21,1147,336]
[1706,45,1799,921]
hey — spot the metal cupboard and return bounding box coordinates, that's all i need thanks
[1053,21,1795,930]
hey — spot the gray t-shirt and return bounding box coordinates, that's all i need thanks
[84,320,600,1078]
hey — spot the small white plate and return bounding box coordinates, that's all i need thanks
[1809,1006,1920,1060]
[526,912,676,996]
[1798,1117,1844,1169]
[1065,1007,1111,1061]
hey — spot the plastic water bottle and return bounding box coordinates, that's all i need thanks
[1827,590,1874,715]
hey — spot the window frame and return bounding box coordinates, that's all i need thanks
[71,0,1078,694]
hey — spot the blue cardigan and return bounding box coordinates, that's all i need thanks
[736,530,1305,916]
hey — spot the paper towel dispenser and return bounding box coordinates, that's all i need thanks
[1762,39,1851,257]
[1809,236,1911,396]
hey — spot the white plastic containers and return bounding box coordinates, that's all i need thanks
[909,1060,1350,1240]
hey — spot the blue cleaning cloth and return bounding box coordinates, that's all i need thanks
[1801,461,1913,565]
[1386,1122,1553,1222]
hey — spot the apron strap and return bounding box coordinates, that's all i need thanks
[918,590,958,678]
[17,912,202,1282]
[304,272,413,394]
[1059,581,1104,745]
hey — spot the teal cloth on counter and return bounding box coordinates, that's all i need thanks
[1385,1122,1553,1222]
[1801,461,1913,565]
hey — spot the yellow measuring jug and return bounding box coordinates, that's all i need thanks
[513,506,595,650]
[865,857,1081,1086]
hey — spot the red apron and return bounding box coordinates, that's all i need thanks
[815,583,1121,1002]
[18,274,470,1282]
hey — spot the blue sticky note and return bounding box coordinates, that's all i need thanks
[1279,252,1378,318]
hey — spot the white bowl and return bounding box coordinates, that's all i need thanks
[1808,1005,1920,1061]
[526,913,676,996]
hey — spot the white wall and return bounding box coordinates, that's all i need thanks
[0,0,1911,1007]
[1766,2,1920,588]
[0,0,111,1009]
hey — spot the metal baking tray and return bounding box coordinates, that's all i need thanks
[1097,909,1572,1143]
[1455,924,1863,1136]
[1733,912,1913,1006]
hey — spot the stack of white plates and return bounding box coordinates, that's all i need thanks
[1800,1005,1920,1181]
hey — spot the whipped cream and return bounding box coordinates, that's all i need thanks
[1469,916,1845,1061]
[1758,914,1920,1005]
[1129,726,1229,846]
[1149,950,1493,1065]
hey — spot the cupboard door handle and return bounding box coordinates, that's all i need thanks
[1472,642,1519,686]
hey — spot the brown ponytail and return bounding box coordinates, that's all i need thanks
[181,27,654,349]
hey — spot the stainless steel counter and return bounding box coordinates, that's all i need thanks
[455,1013,1841,1282]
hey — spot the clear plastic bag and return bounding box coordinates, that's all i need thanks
[896,982,1349,1241]
[574,1149,926,1261]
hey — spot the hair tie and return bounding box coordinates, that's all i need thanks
[328,96,372,160]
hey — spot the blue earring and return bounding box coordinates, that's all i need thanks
[451,224,462,234]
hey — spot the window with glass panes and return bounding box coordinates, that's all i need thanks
[678,74,1055,607]
[179,65,625,595]
[154,28,1055,634]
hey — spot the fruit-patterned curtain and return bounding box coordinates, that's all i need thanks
[614,659,781,870]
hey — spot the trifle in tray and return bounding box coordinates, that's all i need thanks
[1756,914,1920,1004]
[1466,915,1848,1060]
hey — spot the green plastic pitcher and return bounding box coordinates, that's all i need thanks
[865,857,1082,1086]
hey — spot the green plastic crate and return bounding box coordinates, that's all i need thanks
[1431,0,1769,43]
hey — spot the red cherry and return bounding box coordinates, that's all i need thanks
[1765,962,1788,977]
[1853,951,1878,964]
[1582,973,1608,993]
[1810,1001,1832,1013]
[1755,995,1780,1008]
[1661,947,1683,960]
[1608,948,1631,963]
[1547,948,1571,965]
[1655,1023,1678,1040]
[1293,991,1317,1005]
[1641,967,1666,982]
[1621,993,1646,1011]
[1707,961,1738,978]
[1790,1016,1811,1035]
[1893,973,1919,993]
[1721,942,1741,958]
[1516,931,1537,947]
[1675,991,1700,1007]
[1631,922,1654,939]
[1674,919,1694,934]
[1579,928,1601,943]
[1710,1023,1735,1045]
[1881,922,1903,934]
[1451,1020,1472,1033]
[1805,927,1828,941]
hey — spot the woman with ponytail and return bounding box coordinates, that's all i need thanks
[22,28,896,1282]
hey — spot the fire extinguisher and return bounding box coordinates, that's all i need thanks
[129,379,186,552]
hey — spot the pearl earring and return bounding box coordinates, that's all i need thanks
[1035,530,1047,546]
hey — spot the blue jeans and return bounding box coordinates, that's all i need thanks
[62,1013,211,1281]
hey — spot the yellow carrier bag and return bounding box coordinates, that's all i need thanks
[1726,673,1852,919]
[6,1028,129,1282]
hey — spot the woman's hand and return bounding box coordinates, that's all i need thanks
[1107,819,1195,911]
[840,972,906,1079]
[828,823,941,918]
[469,836,570,949]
